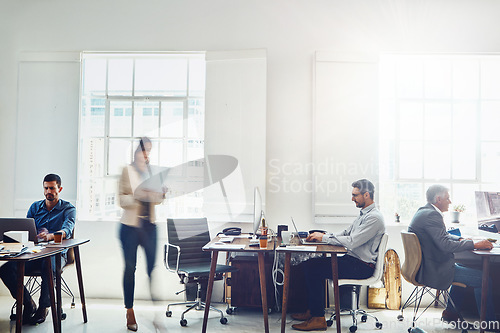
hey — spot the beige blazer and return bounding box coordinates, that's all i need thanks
[118,165,164,227]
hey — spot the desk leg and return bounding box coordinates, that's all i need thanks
[331,254,341,333]
[202,250,218,333]
[74,246,88,323]
[258,252,269,333]
[15,262,25,333]
[56,253,62,333]
[281,252,291,333]
[480,256,490,333]
[46,257,59,333]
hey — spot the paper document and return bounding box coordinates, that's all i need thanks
[206,243,246,250]
[279,246,317,251]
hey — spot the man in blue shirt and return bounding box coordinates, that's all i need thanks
[0,174,75,325]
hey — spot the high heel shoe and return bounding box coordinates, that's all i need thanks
[126,308,138,331]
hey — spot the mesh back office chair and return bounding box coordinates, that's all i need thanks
[327,233,388,332]
[10,233,76,321]
[163,218,238,327]
[399,231,468,333]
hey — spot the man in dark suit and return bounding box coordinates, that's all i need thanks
[409,185,497,329]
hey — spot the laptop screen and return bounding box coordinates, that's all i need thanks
[0,218,37,242]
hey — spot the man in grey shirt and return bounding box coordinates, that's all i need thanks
[291,179,385,331]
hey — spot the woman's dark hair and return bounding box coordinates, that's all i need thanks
[134,137,152,160]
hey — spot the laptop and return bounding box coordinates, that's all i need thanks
[0,218,38,243]
[290,217,328,245]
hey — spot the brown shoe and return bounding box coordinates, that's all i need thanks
[22,298,37,324]
[291,317,327,331]
[441,309,459,323]
[291,310,312,321]
[30,307,49,325]
[126,308,138,331]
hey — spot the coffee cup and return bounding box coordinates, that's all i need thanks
[281,231,293,245]
[54,231,63,244]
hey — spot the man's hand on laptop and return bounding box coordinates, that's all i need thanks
[306,232,325,242]
[474,239,494,250]
[37,228,53,242]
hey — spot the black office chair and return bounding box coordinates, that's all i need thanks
[163,217,237,327]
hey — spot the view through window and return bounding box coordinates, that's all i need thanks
[78,53,206,221]
[379,54,500,223]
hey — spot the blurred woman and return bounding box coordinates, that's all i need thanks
[118,137,166,331]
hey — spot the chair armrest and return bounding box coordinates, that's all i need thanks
[164,242,181,273]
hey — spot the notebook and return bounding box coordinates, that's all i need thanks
[290,217,328,245]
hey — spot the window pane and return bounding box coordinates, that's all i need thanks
[83,59,106,95]
[481,59,500,99]
[451,183,479,220]
[187,139,204,161]
[81,97,105,137]
[399,141,423,179]
[424,58,451,99]
[453,59,479,99]
[135,59,187,96]
[108,139,132,176]
[159,139,184,167]
[80,138,104,177]
[399,102,423,140]
[452,141,476,180]
[395,183,423,221]
[481,142,500,183]
[109,101,132,137]
[134,101,159,137]
[160,101,184,137]
[424,142,451,179]
[453,102,477,142]
[424,103,451,141]
[189,58,206,96]
[188,99,204,138]
[480,101,500,141]
[108,59,133,96]
[396,58,423,99]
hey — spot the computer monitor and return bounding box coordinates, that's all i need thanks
[253,187,263,235]
[475,191,500,231]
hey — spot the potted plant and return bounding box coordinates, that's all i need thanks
[451,204,466,223]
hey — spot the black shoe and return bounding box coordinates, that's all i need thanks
[30,307,49,325]
[22,298,37,324]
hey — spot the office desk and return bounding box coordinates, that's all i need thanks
[276,244,347,333]
[47,239,90,332]
[0,246,64,333]
[473,249,500,333]
[202,236,276,333]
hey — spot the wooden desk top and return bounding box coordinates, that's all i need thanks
[46,238,90,248]
[0,246,64,262]
[203,235,276,252]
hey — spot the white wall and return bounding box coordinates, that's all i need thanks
[2,0,500,304]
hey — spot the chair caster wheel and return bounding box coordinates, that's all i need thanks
[376,322,383,329]
[361,314,367,322]
[326,320,333,327]
[349,325,357,332]
[397,314,404,321]
[166,311,172,317]
[226,308,233,315]
[61,313,67,320]
[180,319,187,326]
[71,302,75,308]
[220,317,228,324]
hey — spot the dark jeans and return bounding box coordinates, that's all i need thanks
[0,255,66,308]
[448,263,496,322]
[119,222,157,309]
[303,255,374,317]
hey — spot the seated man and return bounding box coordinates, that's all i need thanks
[0,173,75,325]
[291,179,385,331]
[408,185,498,330]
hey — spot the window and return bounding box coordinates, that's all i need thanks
[379,54,500,223]
[78,53,206,221]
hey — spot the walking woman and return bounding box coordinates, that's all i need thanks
[118,137,166,331]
